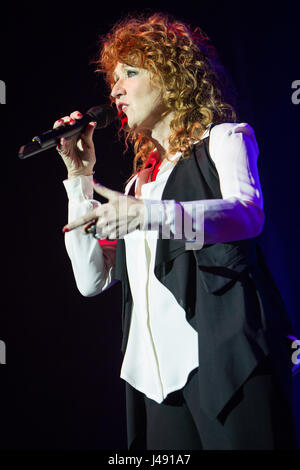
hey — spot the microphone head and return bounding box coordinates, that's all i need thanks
[87,104,118,129]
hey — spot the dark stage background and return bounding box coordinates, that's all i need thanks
[0,0,300,450]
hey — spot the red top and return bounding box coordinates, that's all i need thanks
[144,150,162,182]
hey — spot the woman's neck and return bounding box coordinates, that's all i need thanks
[142,111,175,160]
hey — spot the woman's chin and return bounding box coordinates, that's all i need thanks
[123,117,148,134]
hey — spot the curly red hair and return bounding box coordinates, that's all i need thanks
[94,12,237,179]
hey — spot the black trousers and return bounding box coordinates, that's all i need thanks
[126,356,298,450]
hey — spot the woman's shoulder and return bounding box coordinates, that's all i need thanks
[210,121,256,139]
[208,121,258,155]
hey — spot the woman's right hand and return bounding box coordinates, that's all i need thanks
[53,110,97,179]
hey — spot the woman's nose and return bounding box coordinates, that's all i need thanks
[111,80,126,99]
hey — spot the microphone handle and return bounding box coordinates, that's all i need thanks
[32,115,92,149]
[18,105,117,160]
[18,115,93,159]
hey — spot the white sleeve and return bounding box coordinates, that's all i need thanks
[141,122,265,245]
[63,175,117,297]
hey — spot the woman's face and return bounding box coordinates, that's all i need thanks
[111,61,166,132]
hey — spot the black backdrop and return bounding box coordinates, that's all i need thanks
[0,0,300,451]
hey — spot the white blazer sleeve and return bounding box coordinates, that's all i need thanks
[63,175,117,297]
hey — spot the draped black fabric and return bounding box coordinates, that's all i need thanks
[115,133,295,428]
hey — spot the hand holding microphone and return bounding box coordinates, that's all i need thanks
[18,105,118,180]
[54,110,97,179]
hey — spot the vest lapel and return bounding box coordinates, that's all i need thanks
[154,136,221,277]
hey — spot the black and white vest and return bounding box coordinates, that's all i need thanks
[115,135,293,419]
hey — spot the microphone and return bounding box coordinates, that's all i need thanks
[18,104,118,159]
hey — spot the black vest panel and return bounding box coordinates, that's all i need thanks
[115,135,294,419]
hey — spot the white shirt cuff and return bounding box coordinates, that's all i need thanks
[63,175,94,202]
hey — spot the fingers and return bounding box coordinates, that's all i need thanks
[62,199,117,234]
[53,111,82,129]
[53,110,96,155]
[53,115,74,129]
[93,182,120,201]
[65,204,114,233]
[70,111,83,121]
[63,209,99,232]
[62,196,142,239]
[54,111,97,151]
[92,219,122,240]
[79,121,97,150]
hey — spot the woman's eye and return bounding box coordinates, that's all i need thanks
[127,70,137,78]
